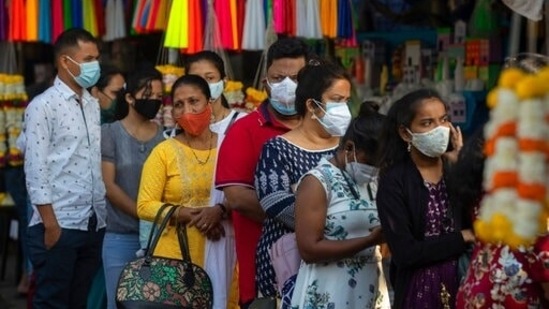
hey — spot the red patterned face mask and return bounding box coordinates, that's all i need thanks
[176,105,212,136]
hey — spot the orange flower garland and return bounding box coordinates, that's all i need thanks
[475,68,549,248]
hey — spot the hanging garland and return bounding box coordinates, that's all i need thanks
[475,67,549,249]
[0,74,27,167]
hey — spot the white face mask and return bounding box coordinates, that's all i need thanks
[407,125,450,158]
[313,100,352,136]
[345,150,378,186]
[208,80,224,100]
[267,77,298,115]
[502,0,544,21]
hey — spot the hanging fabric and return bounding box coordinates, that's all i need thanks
[39,0,52,43]
[288,0,296,36]
[132,0,147,34]
[63,0,73,29]
[252,3,278,90]
[104,0,115,40]
[94,0,105,37]
[145,0,160,32]
[71,0,83,29]
[296,0,321,39]
[214,0,235,50]
[52,0,64,42]
[185,0,203,53]
[337,0,353,39]
[0,0,6,41]
[203,0,234,78]
[272,0,284,34]
[242,0,266,50]
[229,0,240,50]
[26,0,39,41]
[236,0,245,50]
[164,0,189,48]
[8,0,26,41]
[82,0,98,36]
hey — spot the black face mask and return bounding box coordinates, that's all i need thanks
[134,99,162,119]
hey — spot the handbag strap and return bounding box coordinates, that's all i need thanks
[145,204,178,262]
[143,203,173,254]
[145,203,195,266]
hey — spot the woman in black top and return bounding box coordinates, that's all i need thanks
[376,89,474,309]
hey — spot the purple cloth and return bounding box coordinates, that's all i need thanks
[404,180,459,309]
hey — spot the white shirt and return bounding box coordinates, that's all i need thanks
[24,77,106,230]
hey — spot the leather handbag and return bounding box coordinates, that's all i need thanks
[116,204,213,309]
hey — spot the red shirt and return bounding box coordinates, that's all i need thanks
[215,101,290,303]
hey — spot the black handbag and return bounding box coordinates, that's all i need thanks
[116,204,213,308]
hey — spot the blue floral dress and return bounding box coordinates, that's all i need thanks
[290,159,390,309]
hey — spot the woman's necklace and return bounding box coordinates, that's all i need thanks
[122,119,148,153]
[184,132,213,165]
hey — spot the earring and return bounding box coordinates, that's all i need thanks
[407,143,411,152]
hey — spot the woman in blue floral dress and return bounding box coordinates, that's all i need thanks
[291,103,390,309]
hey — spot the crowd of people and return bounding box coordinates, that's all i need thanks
[11,27,549,309]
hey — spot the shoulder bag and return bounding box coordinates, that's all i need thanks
[116,204,213,308]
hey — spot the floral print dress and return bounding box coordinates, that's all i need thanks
[404,180,459,309]
[290,159,390,309]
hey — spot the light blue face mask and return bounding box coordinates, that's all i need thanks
[66,57,101,88]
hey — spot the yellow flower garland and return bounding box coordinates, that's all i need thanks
[475,68,549,249]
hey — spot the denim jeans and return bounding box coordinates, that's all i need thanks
[28,219,105,309]
[4,166,29,273]
[102,232,140,309]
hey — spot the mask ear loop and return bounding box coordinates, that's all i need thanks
[341,150,360,200]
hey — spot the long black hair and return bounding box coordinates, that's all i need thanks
[448,127,486,221]
[115,67,162,120]
[342,101,385,165]
[294,60,351,117]
[376,89,447,173]
[170,74,212,102]
[184,50,229,108]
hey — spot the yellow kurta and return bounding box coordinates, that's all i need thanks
[138,138,239,308]
[137,138,215,263]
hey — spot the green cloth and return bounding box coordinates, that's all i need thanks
[100,102,118,125]
[87,266,107,309]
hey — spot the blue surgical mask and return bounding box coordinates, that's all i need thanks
[209,80,224,100]
[66,57,101,88]
[267,77,298,116]
[345,150,378,186]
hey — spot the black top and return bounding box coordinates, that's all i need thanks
[376,156,467,309]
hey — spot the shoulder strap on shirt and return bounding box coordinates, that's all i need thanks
[224,111,240,134]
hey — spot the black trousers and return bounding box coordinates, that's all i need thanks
[27,215,105,309]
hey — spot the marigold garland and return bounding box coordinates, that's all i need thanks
[475,68,549,249]
[0,74,26,167]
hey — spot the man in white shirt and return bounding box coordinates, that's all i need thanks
[24,28,107,309]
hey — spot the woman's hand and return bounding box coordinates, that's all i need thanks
[460,229,475,243]
[188,206,224,235]
[205,223,226,241]
[366,226,384,247]
[443,123,463,163]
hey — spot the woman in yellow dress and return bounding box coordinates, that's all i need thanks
[137,74,238,308]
